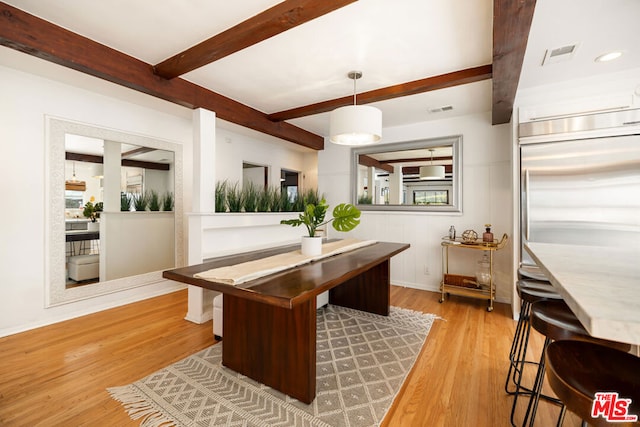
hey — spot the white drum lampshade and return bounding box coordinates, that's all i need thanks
[419,165,445,180]
[329,105,382,145]
[420,147,445,179]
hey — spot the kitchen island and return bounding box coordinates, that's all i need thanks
[525,242,640,346]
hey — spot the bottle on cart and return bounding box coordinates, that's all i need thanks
[476,252,491,288]
[448,225,456,240]
[482,224,494,242]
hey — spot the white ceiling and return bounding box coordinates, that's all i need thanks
[65,134,174,163]
[4,0,640,139]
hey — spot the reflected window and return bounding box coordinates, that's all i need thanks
[414,190,449,205]
[65,190,84,209]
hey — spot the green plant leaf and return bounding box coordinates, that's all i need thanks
[331,203,361,232]
[215,180,227,212]
[279,197,359,237]
[311,199,328,224]
[280,218,303,227]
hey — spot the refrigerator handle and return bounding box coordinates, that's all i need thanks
[524,169,530,241]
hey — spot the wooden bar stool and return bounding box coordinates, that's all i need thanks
[505,280,561,395]
[517,300,632,427]
[546,340,640,427]
[518,266,550,282]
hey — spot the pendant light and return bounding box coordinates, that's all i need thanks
[329,71,382,145]
[65,161,87,191]
[419,149,445,180]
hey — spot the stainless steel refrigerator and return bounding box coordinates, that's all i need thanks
[519,110,640,275]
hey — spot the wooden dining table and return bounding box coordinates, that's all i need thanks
[525,242,640,346]
[163,240,409,403]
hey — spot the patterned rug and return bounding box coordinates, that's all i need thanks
[108,305,437,427]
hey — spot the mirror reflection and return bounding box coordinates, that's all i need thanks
[48,117,183,306]
[280,168,300,202]
[63,134,176,288]
[352,136,462,212]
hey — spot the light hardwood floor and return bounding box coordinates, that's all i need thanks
[0,287,583,426]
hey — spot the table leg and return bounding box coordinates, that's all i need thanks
[222,294,316,404]
[329,260,390,316]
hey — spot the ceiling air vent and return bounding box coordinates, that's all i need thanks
[428,105,453,114]
[542,43,579,65]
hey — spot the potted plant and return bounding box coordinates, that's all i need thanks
[132,192,148,211]
[121,193,132,211]
[280,198,361,256]
[83,201,102,231]
[148,190,161,211]
[162,191,174,212]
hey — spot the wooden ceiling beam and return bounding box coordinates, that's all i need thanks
[384,156,452,164]
[122,146,155,159]
[402,165,453,175]
[154,0,357,79]
[269,65,492,121]
[492,0,537,124]
[0,2,323,150]
[358,155,394,174]
[66,152,171,171]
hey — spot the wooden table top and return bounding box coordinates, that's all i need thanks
[163,241,409,309]
[525,242,640,345]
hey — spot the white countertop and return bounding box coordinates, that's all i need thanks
[525,242,640,345]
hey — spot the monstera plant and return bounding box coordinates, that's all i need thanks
[280,198,361,237]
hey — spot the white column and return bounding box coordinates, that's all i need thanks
[192,108,216,212]
[100,140,121,281]
[102,140,121,212]
[367,166,375,202]
[388,164,403,204]
[186,108,217,324]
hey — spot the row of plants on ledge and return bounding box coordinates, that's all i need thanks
[215,180,320,213]
[357,194,373,204]
[120,190,174,212]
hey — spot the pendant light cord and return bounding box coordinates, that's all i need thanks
[353,77,357,106]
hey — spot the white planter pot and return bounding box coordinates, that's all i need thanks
[87,221,99,231]
[301,236,323,256]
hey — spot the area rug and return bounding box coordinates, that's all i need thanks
[108,304,437,427]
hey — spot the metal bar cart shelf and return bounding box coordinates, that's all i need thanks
[440,233,508,312]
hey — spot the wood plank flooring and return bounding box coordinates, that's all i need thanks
[0,287,583,426]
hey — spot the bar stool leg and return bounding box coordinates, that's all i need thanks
[505,300,533,394]
[555,406,567,427]
[523,337,551,427]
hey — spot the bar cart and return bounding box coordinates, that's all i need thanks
[439,233,508,311]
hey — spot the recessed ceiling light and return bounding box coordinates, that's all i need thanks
[595,51,623,62]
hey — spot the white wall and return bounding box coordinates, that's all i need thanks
[102,212,175,281]
[215,126,317,192]
[0,46,321,336]
[318,112,514,303]
[0,48,193,337]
